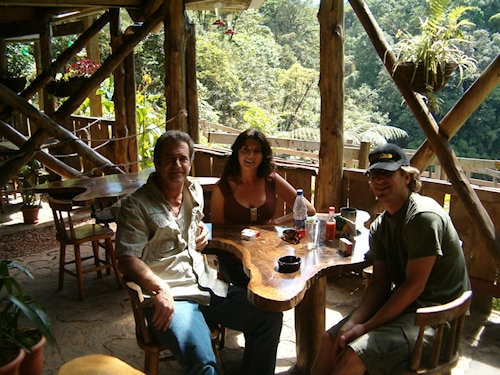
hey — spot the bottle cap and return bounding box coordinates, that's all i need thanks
[329,206,335,212]
[296,189,304,195]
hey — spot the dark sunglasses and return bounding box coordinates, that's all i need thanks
[282,229,301,244]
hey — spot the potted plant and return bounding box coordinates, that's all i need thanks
[0,259,55,374]
[46,57,100,97]
[19,160,44,224]
[391,0,478,112]
[0,44,31,94]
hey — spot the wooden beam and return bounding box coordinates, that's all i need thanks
[412,55,500,171]
[349,0,499,259]
[316,0,344,212]
[0,127,48,188]
[109,9,128,174]
[0,81,123,175]
[164,0,189,132]
[0,1,143,6]
[19,11,111,102]
[187,21,200,143]
[0,120,83,179]
[54,2,166,124]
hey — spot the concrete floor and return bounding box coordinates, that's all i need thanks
[1,202,499,375]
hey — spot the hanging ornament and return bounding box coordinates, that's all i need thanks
[225,14,235,35]
[213,2,225,26]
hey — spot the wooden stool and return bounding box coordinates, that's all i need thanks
[58,354,144,375]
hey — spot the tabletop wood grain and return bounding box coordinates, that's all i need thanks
[206,224,370,312]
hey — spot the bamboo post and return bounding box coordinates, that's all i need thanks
[124,52,138,172]
[358,141,371,169]
[164,0,188,132]
[186,21,200,143]
[316,0,344,213]
[110,9,128,174]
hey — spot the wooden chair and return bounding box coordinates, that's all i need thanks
[124,278,225,375]
[405,290,472,375]
[48,196,122,300]
[90,196,119,227]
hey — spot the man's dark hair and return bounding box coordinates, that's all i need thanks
[154,130,195,162]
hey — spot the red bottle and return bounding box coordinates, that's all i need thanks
[325,206,336,242]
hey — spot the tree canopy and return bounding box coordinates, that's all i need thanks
[7,0,498,160]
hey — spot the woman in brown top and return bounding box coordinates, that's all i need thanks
[210,128,315,286]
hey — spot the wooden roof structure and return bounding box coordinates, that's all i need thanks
[0,0,498,294]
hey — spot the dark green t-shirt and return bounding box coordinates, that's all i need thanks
[369,193,470,310]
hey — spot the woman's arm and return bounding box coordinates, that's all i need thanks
[210,185,226,224]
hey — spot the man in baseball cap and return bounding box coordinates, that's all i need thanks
[313,142,470,375]
[365,143,410,174]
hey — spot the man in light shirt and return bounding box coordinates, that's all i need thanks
[116,130,282,375]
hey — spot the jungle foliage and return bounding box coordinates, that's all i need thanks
[6,0,499,160]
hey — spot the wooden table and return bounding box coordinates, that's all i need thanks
[35,169,219,206]
[206,223,371,375]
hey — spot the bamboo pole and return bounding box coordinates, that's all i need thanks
[186,21,200,143]
[348,0,499,259]
[316,0,344,213]
[412,55,500,170]
[164,0,188,132]
[109,9,128,173]
[124,52,138,172]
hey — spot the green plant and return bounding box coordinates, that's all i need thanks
[19,160,43,207]
[391,0,478,111]
[0,260,55,365]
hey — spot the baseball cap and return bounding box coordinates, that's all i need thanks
[366,143,410,173]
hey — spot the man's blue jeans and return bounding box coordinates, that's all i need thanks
[145,285,283,375]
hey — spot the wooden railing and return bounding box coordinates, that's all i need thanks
[200,120,500,188]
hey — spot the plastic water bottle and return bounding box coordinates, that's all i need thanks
[293,189,307,237]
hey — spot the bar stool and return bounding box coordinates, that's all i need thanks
[48,196,122,300]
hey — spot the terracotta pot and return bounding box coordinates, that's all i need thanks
[19,334,46,375]
[394,62,457,94]
[0,348,25,375]
[21,205,41,224]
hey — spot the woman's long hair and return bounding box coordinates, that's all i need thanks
[221,128,275,181]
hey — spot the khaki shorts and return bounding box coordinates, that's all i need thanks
[327,313,420,375]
